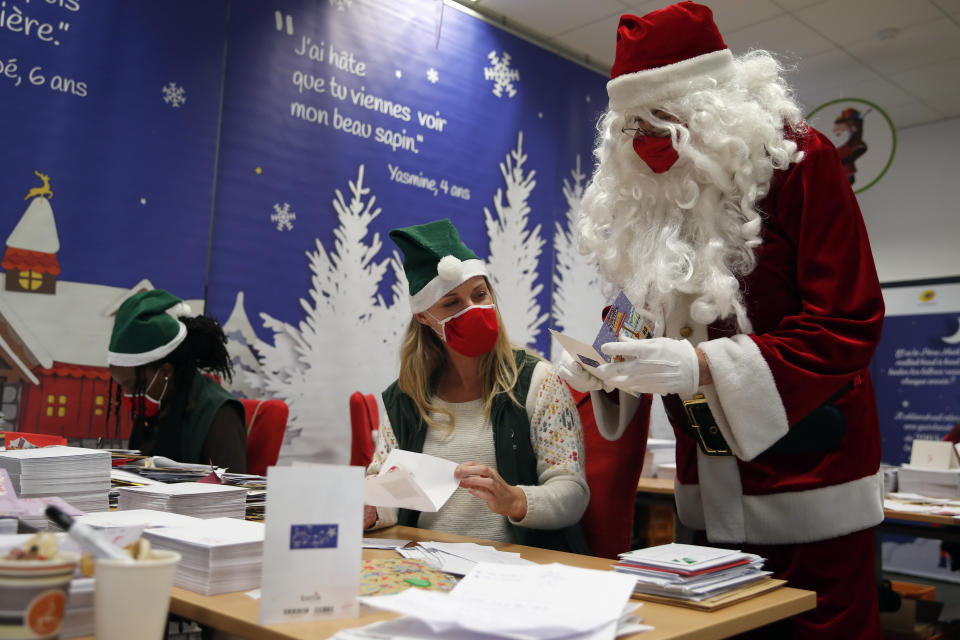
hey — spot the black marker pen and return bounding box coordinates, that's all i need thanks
[45,504,132,563]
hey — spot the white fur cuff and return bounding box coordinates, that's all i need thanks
[590,390,643,442]
[698,335,789,461]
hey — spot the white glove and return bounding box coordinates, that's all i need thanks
[595,337,700,396]
[556,350,606,393]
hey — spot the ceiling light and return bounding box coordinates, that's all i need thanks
[876,27,900,41]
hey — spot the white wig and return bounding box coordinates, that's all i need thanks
[579,50,806,333]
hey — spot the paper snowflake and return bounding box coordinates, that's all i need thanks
[483,51,520,98]
[270,202,296,231]
[161,82,186,108]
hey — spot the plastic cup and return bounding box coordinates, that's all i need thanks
[0,551,79,640]
[93,549,181,640]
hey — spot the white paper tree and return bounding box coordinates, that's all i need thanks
[551,155,609,360]
[221,291,264,399]
[484,132,547,349]
[250,166,406,463]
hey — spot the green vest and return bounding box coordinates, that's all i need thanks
[181,374,245,464]
[382,349,590,555]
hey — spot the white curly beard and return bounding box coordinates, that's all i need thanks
[578,52,805,334]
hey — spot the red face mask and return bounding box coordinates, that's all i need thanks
[633,135,679,174]
[429,304,499,357]
[120,369,167,417]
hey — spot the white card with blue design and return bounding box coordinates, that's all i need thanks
[259,464,363,624]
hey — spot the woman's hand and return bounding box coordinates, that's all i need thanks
[455,462,527,521]
[363,505,378,530]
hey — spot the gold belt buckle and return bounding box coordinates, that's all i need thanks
[682,394,733,457]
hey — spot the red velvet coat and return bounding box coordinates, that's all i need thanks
[598,126,885,545]
[666,126,884,544]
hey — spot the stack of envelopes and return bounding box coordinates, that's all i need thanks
[0,447,111,524]
[614,543,771,602]
[143,517,265,595]
[117,482,247,519]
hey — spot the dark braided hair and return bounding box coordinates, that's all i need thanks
[126,314,234,460]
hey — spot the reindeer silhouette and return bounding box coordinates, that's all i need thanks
[24,171,53,200]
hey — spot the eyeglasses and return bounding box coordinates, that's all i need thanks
[620,125,669,138]
[621,112,680,138]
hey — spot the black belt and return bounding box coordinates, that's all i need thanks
[680,380,855,458]
[682,394,733,456]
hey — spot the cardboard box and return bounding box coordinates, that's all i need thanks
[890,580,936,601]
[879,596,944,640]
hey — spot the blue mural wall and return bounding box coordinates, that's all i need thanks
[0,0,228,297]
[0,0,608,458]
[206,0,606,357]
[871,281,960,465]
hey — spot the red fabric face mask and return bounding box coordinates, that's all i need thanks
[633,134,679,173]
[120,369,167,417]
[430,304,499,357]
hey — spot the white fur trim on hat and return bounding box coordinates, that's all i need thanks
[410,258,488,313]
[106,321,187,367]
[167,302,192,317]
[607,49,734,112]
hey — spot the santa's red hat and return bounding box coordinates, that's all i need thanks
[607,2,734,112]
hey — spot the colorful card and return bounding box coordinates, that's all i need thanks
[259,465,363,624]
[359,557,458,596]
[592,291,654,362]
[551,292,654,369]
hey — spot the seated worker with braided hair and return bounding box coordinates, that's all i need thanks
[107,289,247,472]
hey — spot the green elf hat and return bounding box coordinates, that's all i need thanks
[107,289,192,367]
[389,219,489,313]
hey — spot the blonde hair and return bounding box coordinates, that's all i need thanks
[396,283,525,432]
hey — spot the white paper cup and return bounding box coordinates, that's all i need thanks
[0,551,78,640]
[93,549,181,640]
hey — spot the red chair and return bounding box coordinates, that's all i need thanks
[240,399,288,476]
[349,392,379,467]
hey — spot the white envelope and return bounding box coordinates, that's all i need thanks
[259,465,363,624]
[364,449,459,512]
[549,328,607,369]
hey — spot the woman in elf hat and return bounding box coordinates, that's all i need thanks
[107,289,247,472]
[363,219,590,553]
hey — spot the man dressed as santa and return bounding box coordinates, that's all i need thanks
[558,3,885,637]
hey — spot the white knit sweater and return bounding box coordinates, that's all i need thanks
[367,361,589,541]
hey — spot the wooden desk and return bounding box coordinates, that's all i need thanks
[636,477,675,496]
[882,504,960,543]
[158,526,814,640]
[636,477,960,582]
[638,478,960,541]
